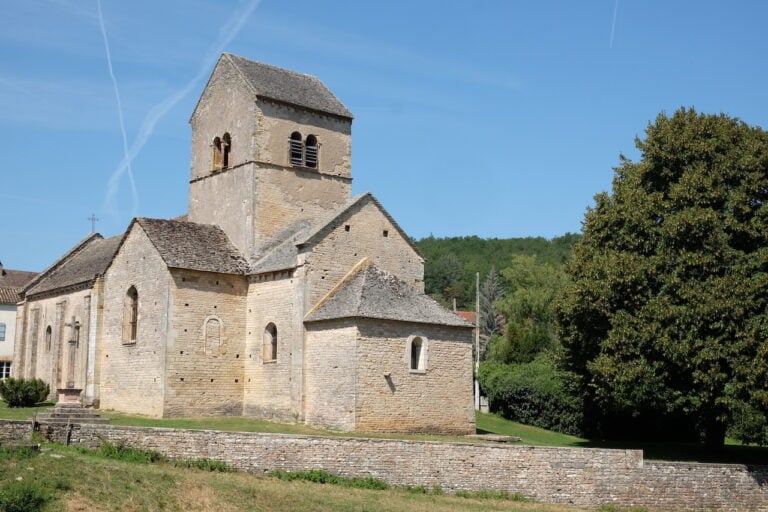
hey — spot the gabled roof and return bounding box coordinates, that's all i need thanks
[134,218,248,275]
[25,235,122,298]
[305,259,472,328]
[0,268,37,304]
[193,53,352,120]
[250,193,423,275]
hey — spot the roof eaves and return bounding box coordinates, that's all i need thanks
[22,232,103,293]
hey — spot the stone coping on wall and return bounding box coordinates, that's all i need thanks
[1,419,766,511]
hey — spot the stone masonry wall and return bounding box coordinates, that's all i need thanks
[304,320,358,431]
[243,271,297,420]
[100,226,169,417]
[188,165,255,260]
[257,100,351,179]
[355,320,475,435]
[306,197,424,309]
[14,288,93,395]
[189,57,257,182]
[164,269,247,417]
[2,420,765,511]
[252,163,350,250]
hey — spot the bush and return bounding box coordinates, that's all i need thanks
[478,354,583,435]
[455,489,530,501]
[0,378,50,408]
[0,481,50,512]
[95,442,166,464]
[268,469,389,490]
[173,458,233,472]
[727,403,768,446]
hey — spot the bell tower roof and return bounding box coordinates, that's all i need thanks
[191,53,353,121]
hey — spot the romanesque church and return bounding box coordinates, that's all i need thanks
[13,54,474,434]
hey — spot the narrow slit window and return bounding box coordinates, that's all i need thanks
[124,286,139,343]
[263,323,278,362]
[407,335,428,372]
[212,136,223,170]
[45,326,52,352]
[221,132,231,168]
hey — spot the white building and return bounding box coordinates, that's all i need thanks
[0,263,37,379]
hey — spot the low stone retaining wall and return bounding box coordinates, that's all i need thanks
[1,420,766,511]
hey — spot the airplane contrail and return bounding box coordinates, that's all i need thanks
[102,0,262,220]
[609,0,619,49]
[97,0,138,219]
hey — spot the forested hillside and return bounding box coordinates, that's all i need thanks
[416,234,580,310]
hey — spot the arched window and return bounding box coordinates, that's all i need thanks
[45,326,52,352]
[212,136,223,170]
[204,317,221,355]
[305,135,318,168]
[407,335,428,372]
[263,323,277,362]
[123,286,139,343]
[221,132,231,168]
[289,132,303,166]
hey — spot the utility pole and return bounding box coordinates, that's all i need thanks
[474,271,480,411]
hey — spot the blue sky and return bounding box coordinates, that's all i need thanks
[2,1,768,272]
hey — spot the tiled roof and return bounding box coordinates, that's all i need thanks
[0,287,22,304]
[136,218,249,275]
[225,53,353,119]
[0,269,37,288]
[249,220,313,274]
[0,269,36,304]
[305,260,472,328]
[455,311,476,324]
[26,235,122,297]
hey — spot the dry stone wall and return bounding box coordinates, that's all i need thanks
[2,420,765,511]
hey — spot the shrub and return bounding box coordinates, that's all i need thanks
[95,442,166,464]
[455,489,530,501]
[268,469,389,490]
[0,378,50,408]
[478,353,584,435]
[173,458,234,472]
[0,481,50,512]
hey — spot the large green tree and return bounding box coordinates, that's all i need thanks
[489,255,566,364]
[558,108,768,448]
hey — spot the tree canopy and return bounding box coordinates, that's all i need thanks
[558,108,768,447]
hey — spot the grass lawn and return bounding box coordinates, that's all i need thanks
[0,443,585,512]
[3,400,767,465]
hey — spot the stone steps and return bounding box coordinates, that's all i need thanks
[35,405,110,425]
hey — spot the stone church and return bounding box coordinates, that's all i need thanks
[13,54,475,434]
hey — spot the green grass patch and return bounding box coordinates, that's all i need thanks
[173,458,234,472]
[87,442,166,464]
[0,480,51,512]
[268,469,390,490]
[0,400,55,420]
[455,490,531,502]
[476,412,585,447]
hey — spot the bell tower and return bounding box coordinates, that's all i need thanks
[187,53,353,261]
